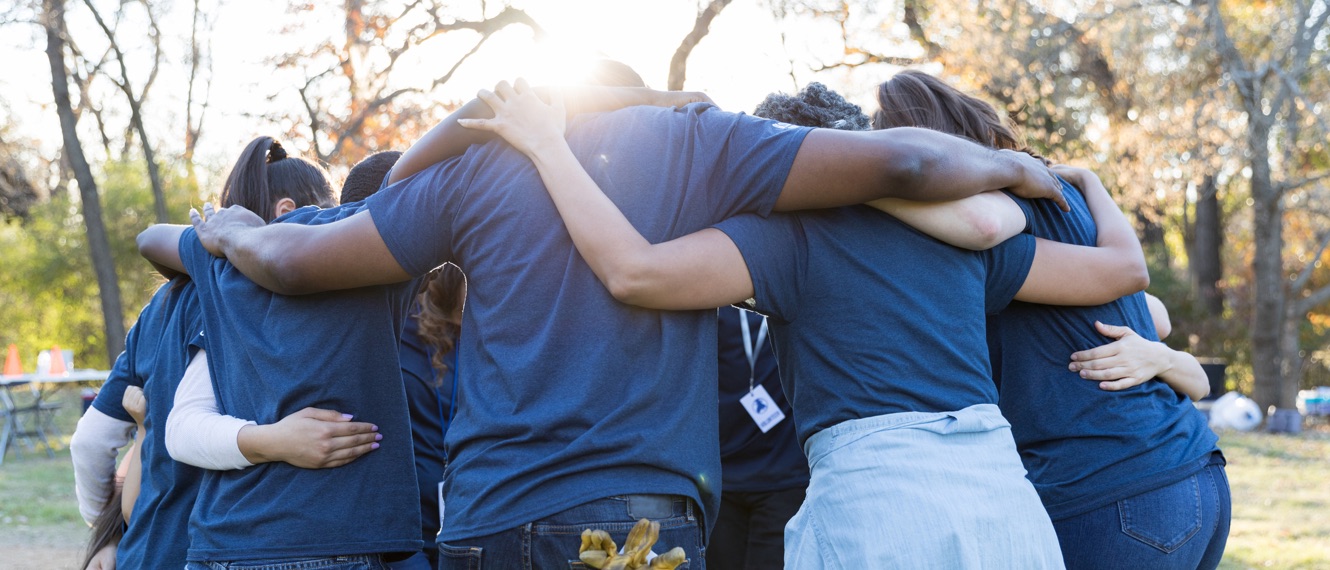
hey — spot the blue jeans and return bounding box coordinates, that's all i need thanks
[1053,457,1231,570]
[437,494,704,570]
[185,555,387,570]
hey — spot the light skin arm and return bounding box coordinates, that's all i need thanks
[867,192,1027,250]
[167,350,383,469]
[119,387,146,524]
[1068,321,1210,401]
[1011,166,1150,305]
[1145,292,1172,338]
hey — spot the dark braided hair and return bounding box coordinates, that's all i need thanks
[753,82,871,131]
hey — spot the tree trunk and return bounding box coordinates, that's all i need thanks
[44,0,126,365]
[129,101,168,223]
[1191,175,1224,316]
[1248,115,1287,417]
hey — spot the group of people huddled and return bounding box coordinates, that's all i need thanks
[68,58,1229,570]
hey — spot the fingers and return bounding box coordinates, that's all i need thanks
[456,118,495,132]
[319,440,380,468]
[494,80,518,101]
[475,88,504,113]
[1098,377,1145,392]
[1077,365,1130,381]
[189,208,203,228]
[294,407,355,422]
[1094,320,1135,340]
[649,547,688,570]
[1069,342,1119,364]
[513,77,531,94]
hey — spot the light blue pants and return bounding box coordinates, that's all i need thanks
[785,404,1065,569]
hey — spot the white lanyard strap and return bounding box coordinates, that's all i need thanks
[739,311,769,392]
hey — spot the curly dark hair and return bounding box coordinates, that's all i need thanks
[341,150,404,204]
[752,82,871,131]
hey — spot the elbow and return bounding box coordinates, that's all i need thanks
[965,212,1009,251]
[1123,264,1150,297]
[601,261,662,308]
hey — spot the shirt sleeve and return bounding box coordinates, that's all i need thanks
[165,350,256,470]
[364,159,469,277]
[981,233,1037,314]
[69,407,135,525]
[689,106,812,220]
[713,213,808,324]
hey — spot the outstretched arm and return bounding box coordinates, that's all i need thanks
[459,80,754,310]
[389,86,712,185]
[775,128,1067,212]
[1012,167,1149,305]
[1069,322,1210,401]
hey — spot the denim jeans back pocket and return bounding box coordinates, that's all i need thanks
[437,544,483,570]
[1118,474,1203,553]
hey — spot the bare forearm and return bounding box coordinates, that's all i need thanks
[776,128,1040,211]
[868,191,1025,250]
[1157,348,1210,401]
[120,429,144,523]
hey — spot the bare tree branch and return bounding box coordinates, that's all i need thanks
[668,0,733,91]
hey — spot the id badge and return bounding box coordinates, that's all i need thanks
[740,385,785,433]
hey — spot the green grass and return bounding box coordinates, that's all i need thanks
[3,390,1329,568]
[1216,426,1330,570]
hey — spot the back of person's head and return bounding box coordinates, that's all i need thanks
[416,263,466,384]
[584,59,646,88]
[873,70,1025,151]
[221,136,335,223]
[341,150,403,204]
[752,82,871,131]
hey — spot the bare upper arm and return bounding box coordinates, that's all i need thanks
[137,224,188,276]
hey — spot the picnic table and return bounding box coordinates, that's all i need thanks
[0,370,110,465]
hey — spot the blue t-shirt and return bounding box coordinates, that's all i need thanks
[178,203,423,561]
[717,306,808,493]
[715,206,1036,445]
[364,103,810,540]
[398,302,450,561]
[92,278,205,569]
[988,181,1220,521]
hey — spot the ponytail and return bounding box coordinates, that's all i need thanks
[415,264,466,385]
[221,136,335,222]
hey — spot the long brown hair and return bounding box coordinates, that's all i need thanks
[80,486,124,570]
[873,70,1045,163]
[220,136,335,223]
[416,263,466,383]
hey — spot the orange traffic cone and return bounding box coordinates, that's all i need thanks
[4,344,20,376]
[49,345,67,375]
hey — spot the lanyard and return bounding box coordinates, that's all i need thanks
[739,311,769,393]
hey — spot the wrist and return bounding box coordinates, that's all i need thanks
[236,424,274,464]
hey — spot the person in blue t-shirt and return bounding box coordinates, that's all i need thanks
[708,306,809,570]
[872,70,1228,569]
[178,79,1067,569]
[70,137,381,570]
[136,137,422,569]
[449,80,1171,567]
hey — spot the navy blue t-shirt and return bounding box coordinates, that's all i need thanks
[92,278,205,569]
[717,306,808,493]
[715,206,1036,445]
[988,180,1220,521]
[178,202,423,560]
[364,103,810,540]
[398,302,450,559]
